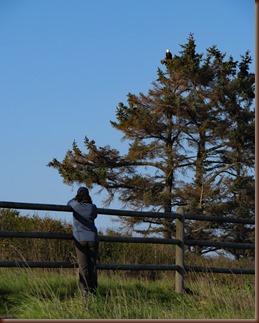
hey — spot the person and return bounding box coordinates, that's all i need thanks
[67,186,99,295]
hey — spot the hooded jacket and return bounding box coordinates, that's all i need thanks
[67,199,99,242]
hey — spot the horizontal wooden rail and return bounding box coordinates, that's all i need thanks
[0,201,181,219]
[0,261,254,275]
[0,261,180,271]
[184,239,254,250]
[0,231,254,250]
[184,213,255,224]
[0,231,73,240]
[184,265,255,275]
[0,201,255,224]
[0,231,180,246]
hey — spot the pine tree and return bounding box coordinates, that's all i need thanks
[48,35,255,249]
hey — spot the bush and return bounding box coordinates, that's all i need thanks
[0,209,74,262]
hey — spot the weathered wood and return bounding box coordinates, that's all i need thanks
[0,261,180,271]
[185,265,255,275]
[0,201,255,223]
[175,208,185,293]
[0,201,181,219]
[0,232,254,250]
[0,231,180,245]
[0,261,254,275]
[0,231,73,240]
[185,239,255,250]
[185,213,255,224]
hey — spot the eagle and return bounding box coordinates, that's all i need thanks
[166,49,172,60]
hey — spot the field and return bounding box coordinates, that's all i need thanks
[0,267,255,320]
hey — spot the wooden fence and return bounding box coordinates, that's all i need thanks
[0,201,255,293]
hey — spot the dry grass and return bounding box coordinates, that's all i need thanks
[0,267,255,319]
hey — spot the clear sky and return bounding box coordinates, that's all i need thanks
[0,0,255,232]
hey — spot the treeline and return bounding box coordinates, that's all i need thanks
[0,209,254,273]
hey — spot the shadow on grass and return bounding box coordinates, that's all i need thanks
[0,287,20,317]
[95,279,192,307]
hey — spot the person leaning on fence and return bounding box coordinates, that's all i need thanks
[67,186,99,295]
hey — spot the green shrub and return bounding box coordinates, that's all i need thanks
[0,209,74,262]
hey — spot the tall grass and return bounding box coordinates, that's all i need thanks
[0,267,255,319]
[0,210,255,319]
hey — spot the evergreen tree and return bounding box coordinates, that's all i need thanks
[48,35,255,251]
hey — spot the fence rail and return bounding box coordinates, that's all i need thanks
[0,231,254,249]
[0,201,255,223]
[0,201,255,293]
[0,261,254,275]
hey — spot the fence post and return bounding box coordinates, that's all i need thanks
[175,207,185,293]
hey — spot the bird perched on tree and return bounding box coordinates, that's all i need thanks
[165,49,172,59]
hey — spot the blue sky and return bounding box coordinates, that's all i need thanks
[0,0,255,231]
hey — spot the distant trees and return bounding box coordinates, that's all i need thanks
[48,34,255,257]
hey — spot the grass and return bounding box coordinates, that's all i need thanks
[0,267,255,319]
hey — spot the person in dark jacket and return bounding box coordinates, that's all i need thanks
[67,186,99,295]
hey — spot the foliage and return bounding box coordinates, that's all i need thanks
[0,208,74,262]
[47,34,255,255]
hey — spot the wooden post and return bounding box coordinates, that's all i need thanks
[175,207,185,293]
